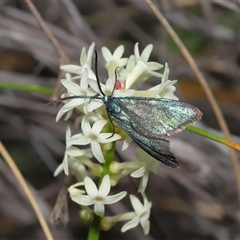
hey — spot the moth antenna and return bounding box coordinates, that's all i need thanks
[44,99,62,106]
[110,67,119,97]
[94,50,122,139]
[94,50,105,96]
[45,95,101,106]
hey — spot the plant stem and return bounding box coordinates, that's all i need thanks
[87,214,101,240]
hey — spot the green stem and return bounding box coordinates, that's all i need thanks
[186,125,240,151]
[101,142,116,177]
[87,214,101,240]
[0,82,53,94]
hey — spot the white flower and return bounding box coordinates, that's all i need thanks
[70,175,127,217]
[60,42,96,79]
[118,55,135,84]
[125,43,163,89]
[57,70,97,120]
[56,97,74,122]
[71,116,121,163]
[102,45,128,77]
[121,193,152,235]
[109,160,144,186]
[134,43,163,77]
[54,126,85,176]
[149,63,178,100]
[131,148,160,192]
[68,182,85,196]
[55,74,75,122]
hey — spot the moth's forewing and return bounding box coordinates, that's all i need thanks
[106,97,202,168]
[114,97,202,136]
[126,127,179,167]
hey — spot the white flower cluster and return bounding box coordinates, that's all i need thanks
[54,43,178,235]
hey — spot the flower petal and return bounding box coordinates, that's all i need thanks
[94,202,105,217]
[141,44,153,61]
[66,125,71,140]
[98,175,111,197]
[148,70,162,78]
[61,79,80,95]
[147,62,163,71]
[138,174,148,193]
[87,43,95,64]
[62,99,85,112]
[56,105,70,122]
[87,100,103,112]
[71,194,93,205]
[140,219,150,235]
[54,163,64,177]
[113,89,135,97]
[60,65,82,74]
[63,153,69,175]
[91,141,105,163]
[121,135,132,151]
[118,58,128,67]
[131,167,145,178]
[126,55,135,72]
[80,69,89,90]
[84,176,98,197]
[104,191,127,204]
[105,75,115,93]
[134,43,140,58]
[80,47,87,66]
[98,133,122,143]
[81,116,92,136]
[66,146,84,157]
[113,45,124,58]
[102,47,112,62]
[130,195,144,215]
[92,120,108,134]
[88,78,103,93]
[121,217,139,233]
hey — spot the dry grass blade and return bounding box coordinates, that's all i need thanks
[144,0,240,204]
[24,0,69,99]
[0,142,54,240]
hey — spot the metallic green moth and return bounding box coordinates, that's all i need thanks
[103,95,202,167]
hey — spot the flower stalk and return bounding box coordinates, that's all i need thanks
[54,42,181,238]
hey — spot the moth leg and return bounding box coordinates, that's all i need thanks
[106,112,117,139]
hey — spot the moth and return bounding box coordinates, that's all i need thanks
[104,96,202,167]
[52,51,202,168]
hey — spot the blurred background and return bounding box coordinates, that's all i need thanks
[0,1,240,239]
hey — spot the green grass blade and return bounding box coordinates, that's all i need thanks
[0,82,54,95]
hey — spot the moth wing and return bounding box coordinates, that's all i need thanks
[108,97,202,167]
[117,98,202,137]
[111,113,178,167]
[127,125,179,167]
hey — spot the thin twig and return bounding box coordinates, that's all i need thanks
[24,0,68,62]
[0,141,54,240]
[24,0,69,99]
[144,0,240,203]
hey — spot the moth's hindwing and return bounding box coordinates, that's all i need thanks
[106,97,202,167]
